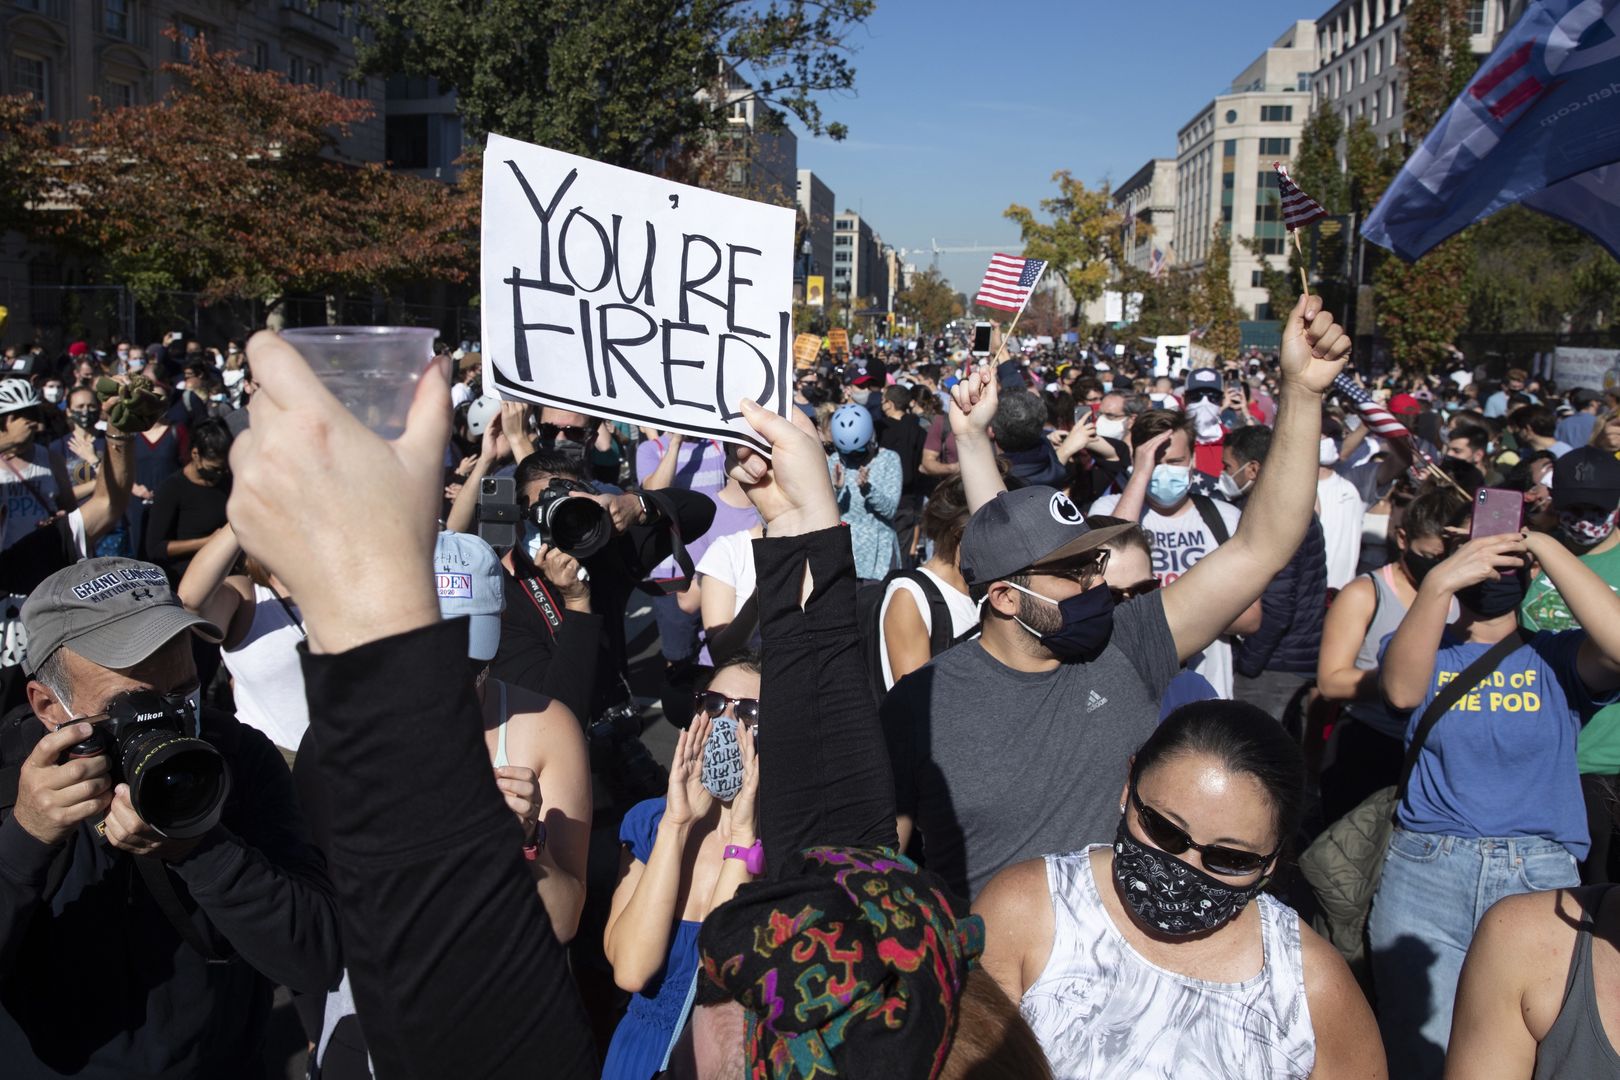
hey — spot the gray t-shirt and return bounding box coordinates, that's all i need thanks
[881,592,1179,899]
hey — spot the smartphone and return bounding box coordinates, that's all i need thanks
[972,322,992,358]
[1470,487,1525,540]
[476,476,521,551]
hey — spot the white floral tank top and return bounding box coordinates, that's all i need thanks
[1020,846,1316,1079]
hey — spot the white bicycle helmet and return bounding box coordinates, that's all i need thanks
[0,378,41,416]
[466,395,502,438]
[830,404,874,454]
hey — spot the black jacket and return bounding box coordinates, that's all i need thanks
[300,618,596,1079]
[0,708,340,1078]
[1235,516,1328,677]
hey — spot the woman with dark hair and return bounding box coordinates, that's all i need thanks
[975,701,1384,1079]
[602,652,763,1080]
[1317,486,1468,821]
[878,474,981,688]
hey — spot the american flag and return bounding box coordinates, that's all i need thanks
[1148,247,1167,279]
[975,254,1048,313]
[1332,373,1411,439]
[1274,161,1329,231]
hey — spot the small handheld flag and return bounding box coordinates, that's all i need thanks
[974,254,1047,315]
[1331,373,1470,497]
[1274,161,1328,298]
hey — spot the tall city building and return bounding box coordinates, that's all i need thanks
[832,210,882,310]
[796,169,835,284]
[711,62,797,207]
[1312,0,1528,151]
[1115,158,1178,272]
[1174,20,1317,320]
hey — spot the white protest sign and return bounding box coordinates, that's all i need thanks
[480,133,796,451]
[1554,347,1620,392]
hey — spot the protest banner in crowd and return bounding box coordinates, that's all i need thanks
[480,133,796,450]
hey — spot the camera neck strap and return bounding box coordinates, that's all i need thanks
[131,853,234,964]
[518,572,565,638]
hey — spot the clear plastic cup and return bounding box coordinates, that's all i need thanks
[279,326,438,439]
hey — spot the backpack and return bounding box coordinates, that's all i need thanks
[855,569,977,699]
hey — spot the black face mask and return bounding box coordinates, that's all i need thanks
[1402,549,1445,586]
[1009,579,1116,663]
[1456,569,1528,619]
[69,408,99,431]
[1111,817,1269,937]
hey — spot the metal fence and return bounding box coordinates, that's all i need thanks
[0,282,480,353]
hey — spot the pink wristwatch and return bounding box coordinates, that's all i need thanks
[724,840,764,875]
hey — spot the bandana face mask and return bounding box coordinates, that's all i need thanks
[1112,817,1269,937]
[1558,507,1618,550]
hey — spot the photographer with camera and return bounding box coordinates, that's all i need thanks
[0,557,340,1077]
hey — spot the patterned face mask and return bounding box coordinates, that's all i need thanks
[700,716,744,801]
[1558,507,1618,550]
[1111,817,1269,937]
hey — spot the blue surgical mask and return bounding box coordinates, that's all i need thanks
[1147,464,1192,507]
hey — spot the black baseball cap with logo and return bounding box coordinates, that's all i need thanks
[20,557,223,676]
[1552,447,1620,511]
[958,486,1132,587]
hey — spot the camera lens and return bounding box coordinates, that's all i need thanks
[481,478,497,494]
[547,496,611,559]
[119,726,230,839]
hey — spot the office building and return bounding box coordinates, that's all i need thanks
[1174,20,1317,319]
[1115,158,1178,272]
[796,169,835,284]
[833,210,883,310]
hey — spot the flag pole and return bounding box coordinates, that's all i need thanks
[986,260,1047,367]
[1292,228,1309,297]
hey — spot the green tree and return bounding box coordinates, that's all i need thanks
[894,268,964,336]
[1191,226,1243,359]
[1468,207,1620,333]
[0,95,55,235]
[1004,170,1124,322]
[359,0,872,175]
[1293,107,1348,214]
[1239,234,1300,319]
[1372,0,1477,369]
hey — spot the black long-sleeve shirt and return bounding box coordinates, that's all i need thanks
[0,708,340,1078]
[300,617,595,1079]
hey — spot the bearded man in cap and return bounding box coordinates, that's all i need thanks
[882,295,1353,898]
[0,557,339,1078]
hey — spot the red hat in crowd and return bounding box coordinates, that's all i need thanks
[1389,393,1422,416]
[67,341,89,357]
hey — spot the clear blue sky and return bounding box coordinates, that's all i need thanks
[792,0,1316,296]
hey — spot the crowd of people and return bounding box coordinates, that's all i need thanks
[1,296,1619,1079]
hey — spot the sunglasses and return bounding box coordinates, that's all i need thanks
[693,691,760,724]
[1109,577,1160,604]
[1034,549,1110,583]
[1130,784,1275,876]
[538,423,590,443]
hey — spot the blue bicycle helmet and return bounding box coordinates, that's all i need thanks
[829,404,874,454]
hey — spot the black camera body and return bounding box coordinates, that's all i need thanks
[64,690,230,839]
[532,477,612,560]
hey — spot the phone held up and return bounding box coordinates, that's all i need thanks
[477,476,520,551]
[971,322,993,358]
[1470,487,1525,541]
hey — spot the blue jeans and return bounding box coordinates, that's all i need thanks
[1368,830,1578,1079]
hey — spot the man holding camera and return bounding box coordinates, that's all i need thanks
[0,558,340,1077]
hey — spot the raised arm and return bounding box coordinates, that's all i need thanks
[947,367,1007,513]
[1526,529,1620,694]
[176,524,254,648]
[227,333,595,1077]
[444,411,507,535]
[725,400,897,865]
[74,432,134,549]
[1381,533,1528,711]
[1160,295,1350,663]
[1110,429,1172,524]
[639,431,684,491]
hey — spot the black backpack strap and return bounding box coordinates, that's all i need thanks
[902,570,955,657]
[132,853,235,964]
[1190,494,1231,546]
[1394,629,1527,810]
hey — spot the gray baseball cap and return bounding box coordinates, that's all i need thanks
[20,557,223,676]
[434,531,506,661]
[959,486,1133,587]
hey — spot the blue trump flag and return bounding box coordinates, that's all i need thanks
[1363,0,1620,260]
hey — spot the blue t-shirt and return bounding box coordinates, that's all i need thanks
[1386,630,1618,859]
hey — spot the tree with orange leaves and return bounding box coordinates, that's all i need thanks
[5,34,475,313]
